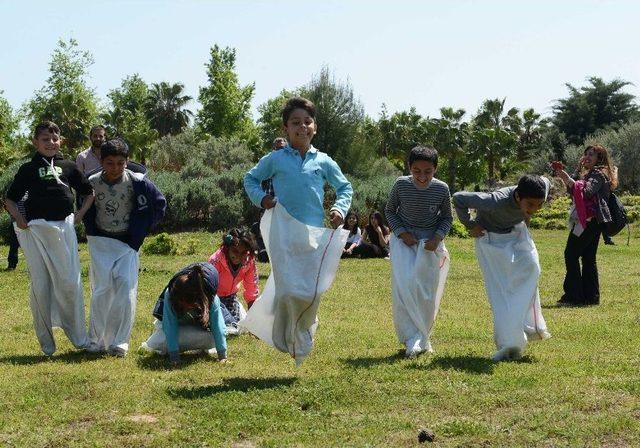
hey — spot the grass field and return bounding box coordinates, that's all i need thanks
[0,229,639,447]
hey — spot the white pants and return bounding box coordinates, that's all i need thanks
[140,320,216,355]
[239,204,348,365]
[14,216,87,355]
[390,234,450,350]
[475,223,551,357]
[87,236,140,352]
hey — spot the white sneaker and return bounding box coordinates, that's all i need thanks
[405,335,422,358]
[419,339,434,354]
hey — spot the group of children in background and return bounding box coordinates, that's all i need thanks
[3,95,617,366]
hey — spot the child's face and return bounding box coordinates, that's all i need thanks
[410,160,436,188]
[101,155,127,182]
[347,214,358,227]
[228,243,249,266]
[284,108,316,150]
[33,130,61,158]
[516,195,545,219]
[90,129,107,150]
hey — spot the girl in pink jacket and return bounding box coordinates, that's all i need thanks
[208,227,259,330]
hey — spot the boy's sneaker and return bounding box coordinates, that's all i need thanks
[108,346,127,358]
[405,335,422,358]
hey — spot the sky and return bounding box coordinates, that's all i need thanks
[1,0,639,122]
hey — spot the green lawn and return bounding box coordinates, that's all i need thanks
[0,229,639,447]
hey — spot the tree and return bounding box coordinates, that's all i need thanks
[23,39,100,155]
[103,74,157,164]
[145,82,193,137]
[552,76,639,145]
[517,108,548,161]
[197,45,255,138]
[471,98,520,184]
[298,67,366,168]
[257,89,295,155]
[376,105,432,171]
[430,107,469,191]
[0,91,25,172]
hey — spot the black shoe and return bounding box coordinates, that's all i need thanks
[604,240,615,245]
[6,265,16,271]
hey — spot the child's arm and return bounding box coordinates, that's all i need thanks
[452,191,496,237]
[162,290,181,364]
[4,199,28,229]
[424,192,453,251]
[242,260,259,308]
[384,180,417,246]
[74,192,95,224]
[147,180,167,228]
[323,158,353,227]
[209,296,228,361]
[244,154,276,210]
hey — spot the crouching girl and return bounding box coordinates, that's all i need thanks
[140,263,227,365]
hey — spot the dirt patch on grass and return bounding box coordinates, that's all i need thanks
[127,414,159,424]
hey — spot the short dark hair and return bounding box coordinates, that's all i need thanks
[282,97,316,124]
[408,146,438,168]
[33,121,60,139]
[90,125,106,136]
[273,137,287,147]
[100,138,129,160]
[515,174,547,200]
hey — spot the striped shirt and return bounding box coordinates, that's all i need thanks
[385,176,453,239]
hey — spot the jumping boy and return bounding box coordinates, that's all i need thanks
[5,121,94,355]
[242,97,352,364]
[83,138,166,357]
[453,175,552,361]
[385,146,453,357]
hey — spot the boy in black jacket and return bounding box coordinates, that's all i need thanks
[5,121,94,356]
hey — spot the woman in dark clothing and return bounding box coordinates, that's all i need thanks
[353,210,390,259]
[553,145,618,306]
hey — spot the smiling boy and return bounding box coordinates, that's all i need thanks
[83,138,166,356]
[5,121,94,355]
[385,146,453,357]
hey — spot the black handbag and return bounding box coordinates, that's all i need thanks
[602,192,628,237]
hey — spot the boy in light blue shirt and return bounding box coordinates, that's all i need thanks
[244,97,352,227]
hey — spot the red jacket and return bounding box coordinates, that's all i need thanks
[208,248,259,305]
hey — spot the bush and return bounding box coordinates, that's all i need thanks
[142,233,177,255]
[449,219,470,238]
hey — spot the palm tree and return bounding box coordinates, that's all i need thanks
[471,98,519,184]
[431,107,468,191]
[145,82,193,136]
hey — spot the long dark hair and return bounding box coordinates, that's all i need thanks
[170,265,210,327]
[366,210,389,236]
[343,210,360,236]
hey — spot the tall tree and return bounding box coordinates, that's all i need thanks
[257,89,295,155]
[298,66,365,167]
[23,38,100,155]
[470,98,519,184]
[197,45,255,138]
[517,108,548,161]
[431,107,469,191]
[103,74,157,164]
[376,105,432,171]
[553,76,639,145]
[0,91,24,172]
[145,82,193,136]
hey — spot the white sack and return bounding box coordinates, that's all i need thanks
[140,320,216,355]
[239,203,348,365]
[14,215,87,355]
[87,236,139,352]
[390,234,450,353]
[475,223,551,359]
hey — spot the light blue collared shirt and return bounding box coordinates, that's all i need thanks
[244,145,353,227]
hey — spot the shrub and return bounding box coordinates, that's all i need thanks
[449,219,470,238]
[142,233,177,255]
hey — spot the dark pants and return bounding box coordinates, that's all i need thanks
[7,223,19,269]
[562,220,601,305]
[219,295,241,326]
[352,242,388,259]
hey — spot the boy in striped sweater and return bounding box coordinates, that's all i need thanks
[385,146,453,357]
